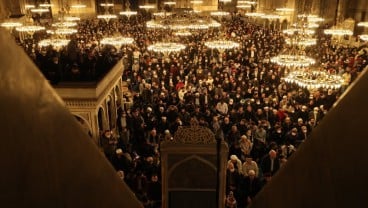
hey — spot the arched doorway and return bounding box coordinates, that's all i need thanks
[115,85,122,107]
[98,107,105,133]
[106,95,114,130]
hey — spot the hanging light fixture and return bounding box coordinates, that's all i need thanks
[238,0,257,4]
[219,0,232,3]
[204,40,240,50]
[210,11,230,17]
[16,25,45,34]
[283,68,344,90]
[100,37,134,49]
[276,8,294,12]
[147,42,186,54]
[100,3,114,7]
[283,28,315,35]
[38,38,70,50]
[52,22,78,28]
[357,22,368,27]
[54,28,78,35]
[139,5,156,9]
[119,11,137,16]
[64,16,81,22]
[359,34,368,41]
[39,3,53,8]
[1,21,23,28]
[163,1,176,5]
[324,28,353,36]
[236,5,251,9]
[30,7,50,14]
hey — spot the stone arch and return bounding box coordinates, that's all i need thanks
[106,95,115,130]
[97,106,106,133]
[168,155,216,188]
[115,85,122,107]
[281,19,288,30]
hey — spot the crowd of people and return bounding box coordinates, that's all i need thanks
[17,10,368,208]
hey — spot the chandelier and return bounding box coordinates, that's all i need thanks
[30,8,50,13]
[283,28,315,35]
[97,14,118,22]
[147,42,186,53]
[52,22,77,28]
[163,1,176,5]
[324,29,353,36]
[139,5,156,9]
[276,8,294,12]
[357,22,368,27]
[16,25,45,34]
[238,0,257,4]
[38,38,70,50]
[98,1,117,22]
[100,3,114,7]
[71,4,86,9]
[120,0,137,18]
[190,1,203,4]
[146,18,221,30]
[39,3,53,7]
[55,28,78,35]
[204,40,239,50]
[292,22,319,29]
[100,37,134,49]
[153,12,173,17]
[210,11,230,17]
[119,11,137,16]
[283,68,344,90]
[1,22,22,28]
[271,55,316,67]
[360,34,368,41]
[64,16,81,21]
[285,37,317,47]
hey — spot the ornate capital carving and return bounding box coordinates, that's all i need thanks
[168,126,216,144]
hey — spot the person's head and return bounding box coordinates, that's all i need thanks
[297,118,303,125]
[269,150,277,159]
[313,107,319,113]
[116,148,123,156]
[248,169,256,179]
[117,170,124,180]
[291,128,298,136]
[245,155,253,163]
[151,174,158,182]
[240,135,247,141]
[263,172,272,182]
[230,155,238,163]
[104,130,112,138]
[231,125,238,132]
[301,125,308,133]
[284,117,291,124]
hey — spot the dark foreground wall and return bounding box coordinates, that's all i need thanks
[0,29,143,208]
[249,68,368,206]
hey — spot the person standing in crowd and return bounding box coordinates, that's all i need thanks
[261,150,280,176]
